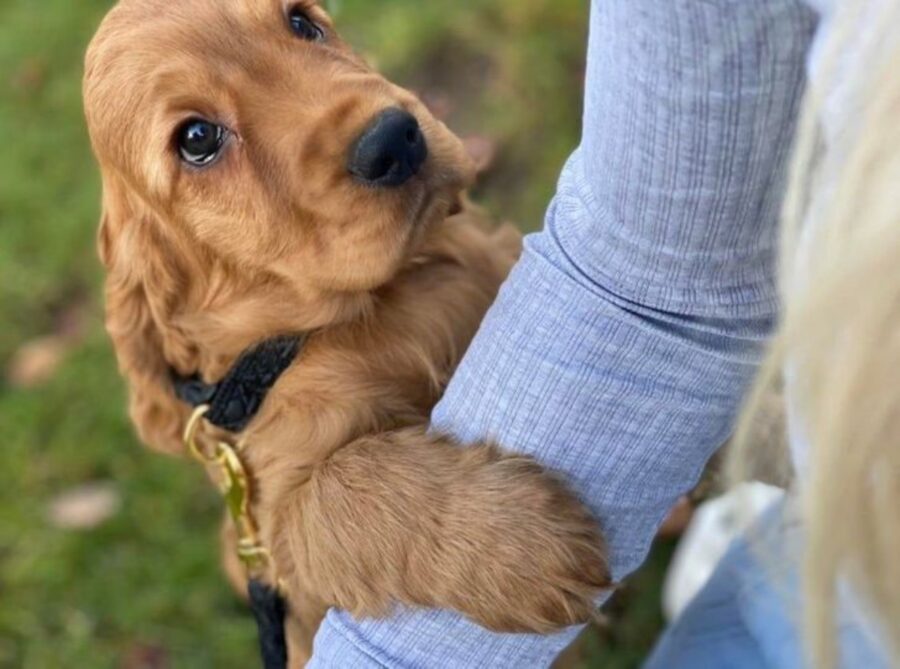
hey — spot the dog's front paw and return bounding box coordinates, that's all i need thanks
[439,451,611,633]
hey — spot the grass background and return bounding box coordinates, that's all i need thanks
[0,1,673,666]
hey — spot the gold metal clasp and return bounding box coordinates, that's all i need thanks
[184,405,217,463]
[183,406,271,575]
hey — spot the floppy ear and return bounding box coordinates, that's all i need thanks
[98,174,195,454]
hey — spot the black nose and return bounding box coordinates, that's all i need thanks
[348,108,428,187]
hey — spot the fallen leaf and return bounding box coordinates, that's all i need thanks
[47,483,122,531]
[7,297,91,388]
[6,335,69,389]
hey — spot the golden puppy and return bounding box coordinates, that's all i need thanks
[84,0,609,664]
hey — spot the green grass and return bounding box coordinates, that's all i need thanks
[0,1,670,666]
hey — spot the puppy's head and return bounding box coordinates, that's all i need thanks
[84,0,475,452]
[84,0,474,294]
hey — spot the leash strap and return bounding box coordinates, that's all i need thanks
[173,334,307,669]
[249,579,289,669]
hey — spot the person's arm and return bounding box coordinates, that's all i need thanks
[309,0,818,666]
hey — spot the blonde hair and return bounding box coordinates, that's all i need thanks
[730,1,900,666]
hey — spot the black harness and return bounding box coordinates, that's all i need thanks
[173,334,306,669]
[174,335,305,432]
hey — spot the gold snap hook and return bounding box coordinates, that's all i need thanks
[182,404,272,577]
[184,405,216,463]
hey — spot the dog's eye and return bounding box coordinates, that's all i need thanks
[177,119,226,167]
[288,7,324,41]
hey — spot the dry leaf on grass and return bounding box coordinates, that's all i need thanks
[6,298,90,389]
[47,483,122,531]
[6,335,70,389]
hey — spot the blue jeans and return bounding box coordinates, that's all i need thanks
[645,507,888,669]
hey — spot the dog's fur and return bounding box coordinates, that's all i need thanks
[84,1,609,663]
